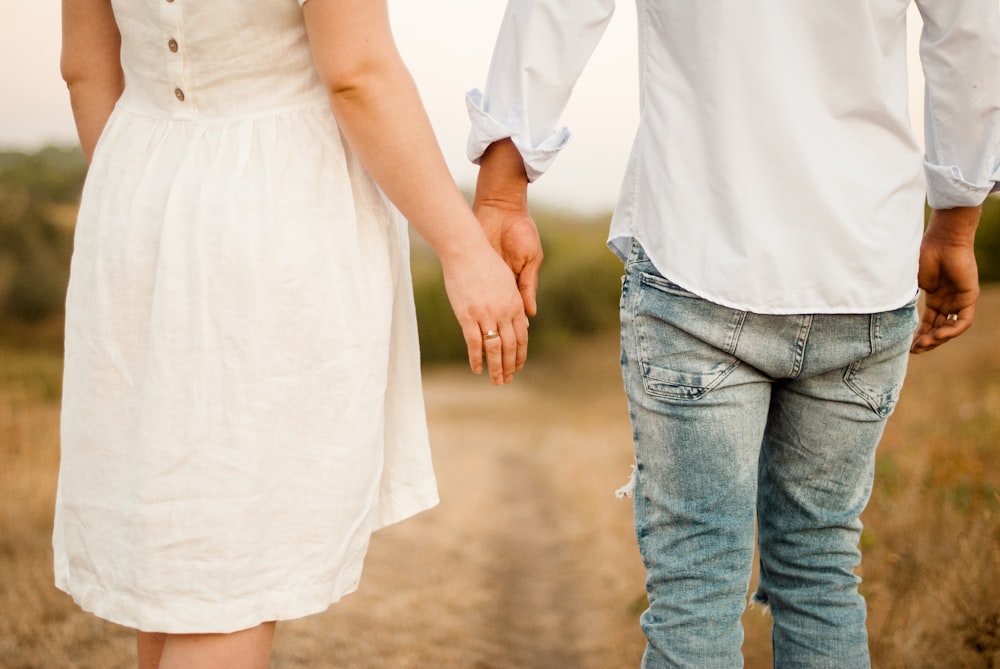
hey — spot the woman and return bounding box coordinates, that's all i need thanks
[55,0,529,666]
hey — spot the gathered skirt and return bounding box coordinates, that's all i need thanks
[53,102,439,633]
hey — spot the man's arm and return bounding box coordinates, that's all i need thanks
[910,0,1000,352]
[469,0,616,312]
[473,139,540,315]
[914,0,1000,209]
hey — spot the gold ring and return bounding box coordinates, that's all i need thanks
[484,330,500,340]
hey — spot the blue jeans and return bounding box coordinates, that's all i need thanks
[619,242,917,668]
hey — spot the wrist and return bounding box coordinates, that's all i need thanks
[424,210,493,265]
[925,205,981,248]
[474,139,529,210]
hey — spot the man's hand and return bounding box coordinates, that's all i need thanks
[473,139,544,316]
[911,205,981,354]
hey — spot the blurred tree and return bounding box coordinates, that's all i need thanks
[0,147,85,331]
[974,194,1000,283]
[1,147,998,360]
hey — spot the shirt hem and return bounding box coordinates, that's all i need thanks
[611,233,920,316]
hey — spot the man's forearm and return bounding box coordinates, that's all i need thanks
[925,205,982,247]
[472,138,543,316]
[474,139,529,210]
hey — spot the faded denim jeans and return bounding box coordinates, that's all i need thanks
[619,241,917,668]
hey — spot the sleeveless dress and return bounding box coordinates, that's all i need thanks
[52,0,438,634]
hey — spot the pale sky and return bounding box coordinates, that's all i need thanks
[2,1,930,212]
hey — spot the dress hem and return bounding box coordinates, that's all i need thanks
[54,495,439,634]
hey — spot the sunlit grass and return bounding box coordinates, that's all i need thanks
[861,289,1000,668]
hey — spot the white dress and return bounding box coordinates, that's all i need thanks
[52,0,438,634]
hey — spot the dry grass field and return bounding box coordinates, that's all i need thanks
[1,289,998,668]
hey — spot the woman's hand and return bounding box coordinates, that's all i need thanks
[439,239,529,385]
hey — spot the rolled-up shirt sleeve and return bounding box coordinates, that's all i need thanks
[916,0,1000,208]
[466,0,616,181]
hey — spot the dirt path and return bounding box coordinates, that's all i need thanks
[271,337,651,668]
[479,442,587,668]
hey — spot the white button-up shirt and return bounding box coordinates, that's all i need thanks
[468,0,1000,314]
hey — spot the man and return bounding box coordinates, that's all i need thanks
[468,1,999,666]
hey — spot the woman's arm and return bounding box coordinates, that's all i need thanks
[61,0,124,162]
[301,0,528,383]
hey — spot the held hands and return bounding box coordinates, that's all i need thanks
[910,206,981,354]
[473,139,543,317]
[439,240,529,385]
[436,138,542,385]
[473,194,543,317]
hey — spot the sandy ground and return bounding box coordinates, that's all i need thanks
[271,337,651,668]
[269,335,778,668]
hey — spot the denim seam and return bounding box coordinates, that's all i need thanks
[842,312,901,417]
[634,270,744,400]
[789,315,814,379]
[843,365,890,418]
[639,358,741,402]
[620,274,643,436]
[723,311,746,356]
[625,239,643,269]
[870,312,882,354]
[638,271,696,298]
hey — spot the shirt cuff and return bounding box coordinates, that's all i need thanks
[465,89,571,183]
[923,158,999,209]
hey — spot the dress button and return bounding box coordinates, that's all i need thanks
[174,88,185,102]
[168,38,178,52]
